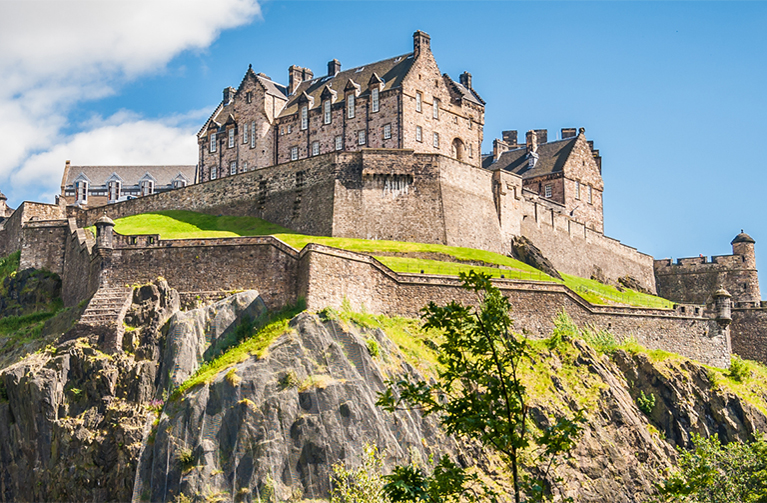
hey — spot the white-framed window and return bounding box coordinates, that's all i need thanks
[544,185,552,198]
[108,180,121,202]
[210,166,217,180]
[588,186,593,204]
[323,100,331,124]
[228,128,235,148]
[209,132,217,153]
[416,91,422,112]
[432,98,439,119]
[383,123,391,140]
[433,132,439,148]
[300,105,308,130]
[358,130,366,145]
[230,161,237,175]
[312,141,319,156]
[290,146,298,161]
[288,125,292,134]
[371,88,379,113]
[243,161,248,172]
[416,126,422,142]
[575,181,581,200]
[76,180,88,204]
[141,180,154,196]
[335,135,343,151]
[251,122,256,148]
[173,179,187,189]
[347,94,355,119]
[243,123,249,144]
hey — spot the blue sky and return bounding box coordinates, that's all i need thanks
[2,1,766,288]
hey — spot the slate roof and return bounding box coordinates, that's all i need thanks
[448,78,485,106]
[489,137,578,179]
[278,53,416,117]
[63,165,196,187]
[732,231,756,245]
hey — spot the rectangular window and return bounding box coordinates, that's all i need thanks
[416,126,422,142]
[383,123,391,140]
[246,91,252,104]
[230,161,237,175]
[358,130,366,145]
[243,123,248,144]
[416,91,422,112]
[371,88,379,113]
[588,186,593,204]
[76,181,88,204]
[300,105,308,130]
[335,135,343,151]
[251,122,256,148]
[323,100,331,124]
[347,94,355,119]
[228,128,234,148]
[468,144,473,158]
[209,132,217,153]
[141,180,154,196]
[575,181,581,200]
[243,161,248,172]
[312,141,319,156]
[288,125,292,134]
[211,166,217,180]
[290,146,298,161]
[433,132,439,148]
[468,118,472,129]
[544,185,552,198]
[433,98,439,119]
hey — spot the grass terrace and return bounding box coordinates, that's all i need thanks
[109,210,674,309]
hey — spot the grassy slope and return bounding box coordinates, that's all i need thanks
[110,210,673,308]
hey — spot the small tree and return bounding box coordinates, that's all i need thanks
[377,271,583,503]
[330,444,389,503]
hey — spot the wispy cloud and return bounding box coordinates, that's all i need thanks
[0,0,261,205]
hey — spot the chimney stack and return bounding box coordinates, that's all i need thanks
[328,59,341,76]
[413,30,431,58]
[526,130,538,153]
[460,71,472,89]
[561,128,577,139]
[502,130,518,147]
[289,65,313,95]
[493,139,511,161]
[534,129,547,144]
[223,87,235,105]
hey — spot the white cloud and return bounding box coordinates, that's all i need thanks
[0,0,261,204]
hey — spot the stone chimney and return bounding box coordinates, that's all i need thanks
[502,130,518,147]
[223,87,235,105]
[413,30,431,58]
[561,128,577,139]
[493,139,510,161]
[534,129,547,144]
[328,59,341,76]
[289,65,314,95]
[460,71,472,89]
[526,130,538,153]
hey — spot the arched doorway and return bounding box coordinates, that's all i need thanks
[451,138,465,161]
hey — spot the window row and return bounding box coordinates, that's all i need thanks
[574,181,595,204]
[208,121,258,153]
[209,161,250,180]
[287,124,394,161]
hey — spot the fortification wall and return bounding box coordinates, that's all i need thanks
[731,308,767,364]
[0,202,65,258]
[61,220,101,307]
[518,198,656,292]
[654,256,760,306]
[19,220,68,274]
[299,244,729,367]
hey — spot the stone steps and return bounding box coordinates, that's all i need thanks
[79,287,133,327]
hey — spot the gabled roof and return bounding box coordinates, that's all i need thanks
[63,165,196,187]
[278,52,416,117]
[447,76,485,106]
[492,137,578,179]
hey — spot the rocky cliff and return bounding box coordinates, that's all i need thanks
[1,276,766,502]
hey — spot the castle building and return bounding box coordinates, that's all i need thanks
[59,161,196,208]
[197,31,485,181]
[484,127,604,233]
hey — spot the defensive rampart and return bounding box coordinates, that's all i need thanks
[731,307,767,364]
[655,255,760,306]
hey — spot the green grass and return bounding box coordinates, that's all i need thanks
[169,301,306,400]
[109,210,674,309]
[704,358,767,416]
[0,251,20,280]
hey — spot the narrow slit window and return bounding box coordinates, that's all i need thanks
[416,91,422,112]
[432,98,439,119]
[416,126,422,142]
[243,123,249,144]
[251,122,256,148]
[433,132,439,148]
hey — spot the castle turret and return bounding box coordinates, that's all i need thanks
[731,230,760,305]
[732,230,756,268]
[713,286,732,327]
[95,214,115,250]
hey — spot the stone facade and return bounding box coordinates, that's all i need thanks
[197,31,485,182]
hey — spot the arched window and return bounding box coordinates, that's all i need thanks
[451,138,465,161]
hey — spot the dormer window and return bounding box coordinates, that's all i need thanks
[228,128,235,148]
[140,179,154,196]
[174,179,187,189]
[76,180,88,204]
[416,92,422,112]
[432,98,439,119]
[209,132,217,153]
[107,180,121,203]
[300,105,308,130]
[347,94,355,119]
[323,100,331,124]
[371,88,379,113]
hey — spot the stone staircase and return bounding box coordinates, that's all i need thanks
[79,286,133,327]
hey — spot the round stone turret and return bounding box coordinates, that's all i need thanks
[95,214,115,250]
[713,286,732,327]
[731,229,756,266]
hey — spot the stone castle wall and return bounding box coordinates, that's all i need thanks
[731,308,767,364]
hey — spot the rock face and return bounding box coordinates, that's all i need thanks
[510,235,563,280]
[1,277,767,502]
[0,268,61,317]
